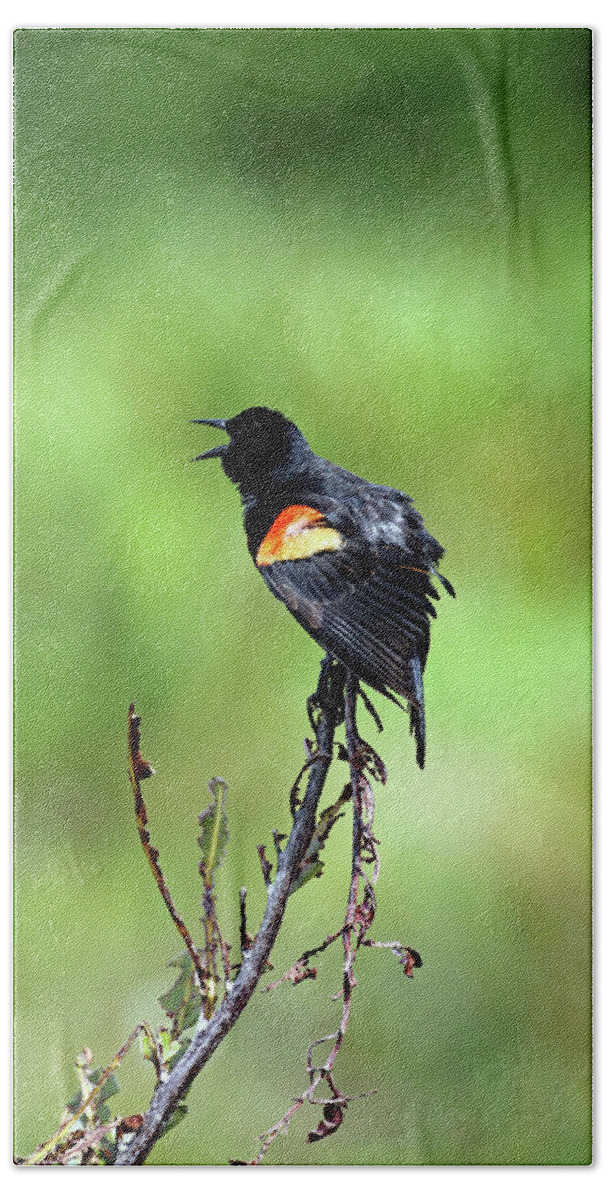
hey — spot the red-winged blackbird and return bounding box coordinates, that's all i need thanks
[194,407,453,767]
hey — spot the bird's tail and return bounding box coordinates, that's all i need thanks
[408,655,426,769]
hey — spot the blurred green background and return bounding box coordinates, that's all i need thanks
[14,28,591,1165]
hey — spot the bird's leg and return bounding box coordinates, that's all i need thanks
[307,655,346,733]
[306,655,332,732]
[291,659,347,816]
[340,681,387,786]
[357,685,383,734]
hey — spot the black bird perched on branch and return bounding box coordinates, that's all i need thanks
[194,407,453,768]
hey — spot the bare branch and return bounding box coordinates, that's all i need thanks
[116,658,348,1165]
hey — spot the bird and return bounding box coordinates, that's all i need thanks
[193,407,453,768]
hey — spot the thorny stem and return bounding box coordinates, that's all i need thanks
[115,658,348,1165]
[322,674,363,1076]
[345,674,365,949]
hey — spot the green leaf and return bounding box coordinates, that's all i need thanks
[97,1073,120,1103]
[140,1031,157,1063]
[290,860,324,892]
[157,1028,172,1055]
[159,951,202,1037]
[65,1089,83,1114]
[85,1068,120,1104]
[175,995,201,1037]
[161,1104,188,1137]
[198,777,229,885]
[159,951,196,1014]
[158,1028,181,1062]
[96,1131,118,1165]
[62,1062,119,1132]
[60,1110,87,1132]
[166,1037,191,1070]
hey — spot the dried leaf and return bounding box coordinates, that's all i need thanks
[127,704,155,780]
[115,1114,144,1155]
[257,844,273,886]
[361,742,387,785]
[117,1114,144,1138]
[396,946,423,978]
[289,784,351,894]
[286,961,317,986]
[307,1103,344,1143]
[337,740,387,784]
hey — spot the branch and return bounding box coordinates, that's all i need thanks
[319,673,383,1077]
[245,672,388,1163]
[115,657,348,1165]
[127,704,206,992]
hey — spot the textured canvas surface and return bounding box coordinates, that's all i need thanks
[14,28,591,1166]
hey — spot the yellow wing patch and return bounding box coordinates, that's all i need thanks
[256,504,343,567]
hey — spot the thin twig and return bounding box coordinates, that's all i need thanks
[250,673,387,1163]
[127,705,206,993]
[238,887,250,959]
[23,1025,147,1166]
[319,674,383,1079]
[260,924,347,993]
[322,674,365,1073]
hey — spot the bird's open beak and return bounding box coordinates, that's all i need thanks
[191,418,228,461]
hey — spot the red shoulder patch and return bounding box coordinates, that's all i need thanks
[256,505,343,566]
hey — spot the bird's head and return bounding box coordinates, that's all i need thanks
[193,407,312,490]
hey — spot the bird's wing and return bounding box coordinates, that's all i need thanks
[261,542,434,683]
[254,492,448,701]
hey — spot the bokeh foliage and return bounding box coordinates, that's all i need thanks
[14,28,591,1165]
